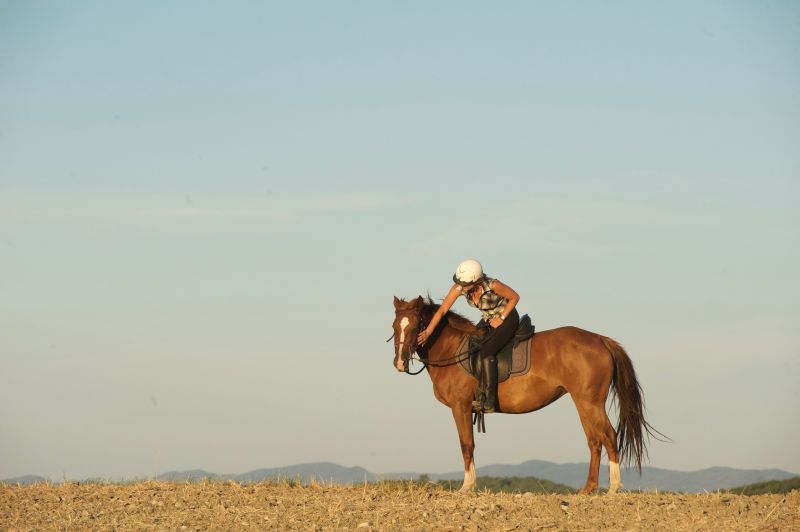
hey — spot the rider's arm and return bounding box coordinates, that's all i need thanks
[418,284,461,345]
[491,279,520,319]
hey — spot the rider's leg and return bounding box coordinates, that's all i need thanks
[481,354,498,413]
[477,309,519,413]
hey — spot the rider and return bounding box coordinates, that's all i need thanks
[417,259,520,413]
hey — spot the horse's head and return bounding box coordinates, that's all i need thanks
[391,296,425,372]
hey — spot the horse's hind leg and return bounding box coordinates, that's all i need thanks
[451,403,476,492]
[575,399,623,495]
[573,399,605,494]
[602,416,623,494]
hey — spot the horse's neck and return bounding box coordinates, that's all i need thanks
[425,318,466,363]
[430,329,465,362]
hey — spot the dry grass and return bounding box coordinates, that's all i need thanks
[1,480,798,531]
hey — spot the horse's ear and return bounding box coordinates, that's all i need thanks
[411,296,423,308]
[393,296,400,308]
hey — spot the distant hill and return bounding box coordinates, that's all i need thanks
[417,460,798,493]
[152,461,797,493]
[0,475,49,486]
[335,460,799,493]
[232,462,376,484]
[727,476,800,495]
[156,462,376,485]
[156,470,222,482]
[5,461,797,493]
[437,475,574,494]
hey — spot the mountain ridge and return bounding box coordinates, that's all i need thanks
[4,461,797,493]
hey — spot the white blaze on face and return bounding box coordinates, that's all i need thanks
[397,317,409,355]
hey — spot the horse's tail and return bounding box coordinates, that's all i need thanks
[602,337,664,473]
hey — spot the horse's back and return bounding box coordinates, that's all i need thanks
[527,326,614,385]
[532,325,609,348]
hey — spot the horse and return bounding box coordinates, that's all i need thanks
[390,295,661,494]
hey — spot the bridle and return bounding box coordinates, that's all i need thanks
[386,312,427,375]
[387,310,472,375]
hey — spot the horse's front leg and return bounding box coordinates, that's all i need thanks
[451,402,476,492]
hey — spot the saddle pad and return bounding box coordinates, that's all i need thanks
[456,333,533,383]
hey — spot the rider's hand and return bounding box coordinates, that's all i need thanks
[489,318,503,328]
[417,328,430,345]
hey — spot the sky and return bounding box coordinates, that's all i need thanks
[1,1,798,481]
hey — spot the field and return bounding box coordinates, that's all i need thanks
[2,481,798,531]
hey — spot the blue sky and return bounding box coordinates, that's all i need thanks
[1,1,798,481]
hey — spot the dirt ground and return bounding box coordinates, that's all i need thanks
[1,481,797,531]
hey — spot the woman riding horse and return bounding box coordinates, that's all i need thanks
[413,259,520,413]
[392,263,663,493]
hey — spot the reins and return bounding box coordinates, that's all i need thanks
[413,350,472,368]
[404,358,428,375]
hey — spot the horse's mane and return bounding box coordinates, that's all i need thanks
[420,297,480,334]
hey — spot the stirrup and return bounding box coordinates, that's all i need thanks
[472,399,495,414]
[472,390,485,411]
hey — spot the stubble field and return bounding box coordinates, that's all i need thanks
[1,481,797,531]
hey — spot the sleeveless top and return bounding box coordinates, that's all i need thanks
[458,277,508,322]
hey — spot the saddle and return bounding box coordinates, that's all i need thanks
[456,314,536,382]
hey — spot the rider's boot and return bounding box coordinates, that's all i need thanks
[481,355,498,413]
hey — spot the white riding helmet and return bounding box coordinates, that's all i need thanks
[453,259,484,285]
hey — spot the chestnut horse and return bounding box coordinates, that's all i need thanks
[391,296,660,494]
